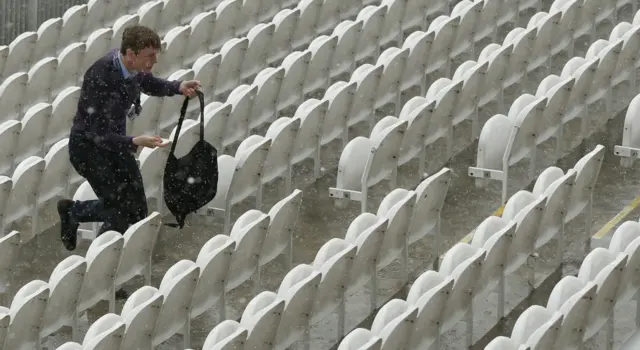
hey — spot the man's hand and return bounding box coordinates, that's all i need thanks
[179,80,201,97]
[133,135,169,148]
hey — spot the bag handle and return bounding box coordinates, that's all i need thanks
[169,89,205,155]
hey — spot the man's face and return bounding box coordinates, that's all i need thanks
[127,47,159,72]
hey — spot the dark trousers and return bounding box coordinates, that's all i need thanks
[68,134,148,235]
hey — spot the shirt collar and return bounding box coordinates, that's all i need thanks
[117,52,135,79]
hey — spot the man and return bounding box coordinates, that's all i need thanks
[56,26,200,296]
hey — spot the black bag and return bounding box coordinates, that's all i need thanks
[163,90,218,228]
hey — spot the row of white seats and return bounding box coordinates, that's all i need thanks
[192,139,592,350]
[2,0,484,134]
[132,0,585,166]
[0,0,233,79]
[59,138,598,350]
[133,0,504,138]
[0,0,604,326]
[7,0,438,88]
[471,12,640,204]
[0,0,596,249]
[123,170,448,350]
[0,0,449,158]
[485,212,640,350]
[0,137,85,242]
[6,2,624,348]
[336,145,604,350]
[0,0,392,177]
[601,221,640,349]
[0,0,622,134]
[0,0,504,237]
[38,160,445,350]
[0,10,419,244]
[166,0,632,153]
[0,187,301,349]
[151,0,442,81]
[144,0,504,232]
[0,0,609,241]
[0,212,161,350]
[569,92,640,349]
[3,0,440,235]
[0,0,374,122]
[32,2,632,350]
[0,0,426,126]
[173,31,627,348]
[77,156,448,310]
[613,94,640,349]
[0,0,620,344]
[2,0,604,195]
[129,0,633,236]
[327,0,630,214]
[2,0,390,102]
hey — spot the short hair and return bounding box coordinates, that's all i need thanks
[120,25,162,55]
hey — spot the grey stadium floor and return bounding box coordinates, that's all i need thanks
[10,1,640,349]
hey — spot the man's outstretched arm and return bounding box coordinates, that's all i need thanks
[139,72,201,97]
[138,71,182,97]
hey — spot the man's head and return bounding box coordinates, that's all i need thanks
[120,25,162,73]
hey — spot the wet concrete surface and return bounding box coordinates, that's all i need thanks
[7,1,640,349]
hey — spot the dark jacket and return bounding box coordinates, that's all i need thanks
[70,48,182,153]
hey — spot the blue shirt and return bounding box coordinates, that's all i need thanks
[116,52,140,119]
[116,52,135,79]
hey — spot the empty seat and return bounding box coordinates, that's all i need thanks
[238,292,286,348]
[119,286,164,349]
[34,18,63,59]
[54,43,85,96]
[152,260,200,348]
[4,280,50,350]
[546,276,597,348]
[82,313,125,350]
[260,118,301,193]
[40,255,87,343]
[59,5,88,49]
[273,264,321,349]
[344,213,387,311]
[4,32,37,77]
[338,328,382,350]
[0,73,28,123]
[368,299,418,350]
[17,103,50,165]
[511,305,564,349]
[5,156,46,240]
[207,138,270,233]
[189,234,234,323]
[225,210,270,293]
[406,168,451,248]
[77,231,125,315]
[114,212,163,289]
[405,271,453,349]
[329,116,407,212]
[311,238,357,339]
[258,189,304,278]
[202,320,248,349]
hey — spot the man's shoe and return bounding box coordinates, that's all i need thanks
[57,199,79,251]
[115,288,129,300]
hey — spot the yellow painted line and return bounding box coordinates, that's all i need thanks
[593,194,640,239]
[459,204,505,243]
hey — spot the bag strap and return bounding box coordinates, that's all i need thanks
[169,89,206,155]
